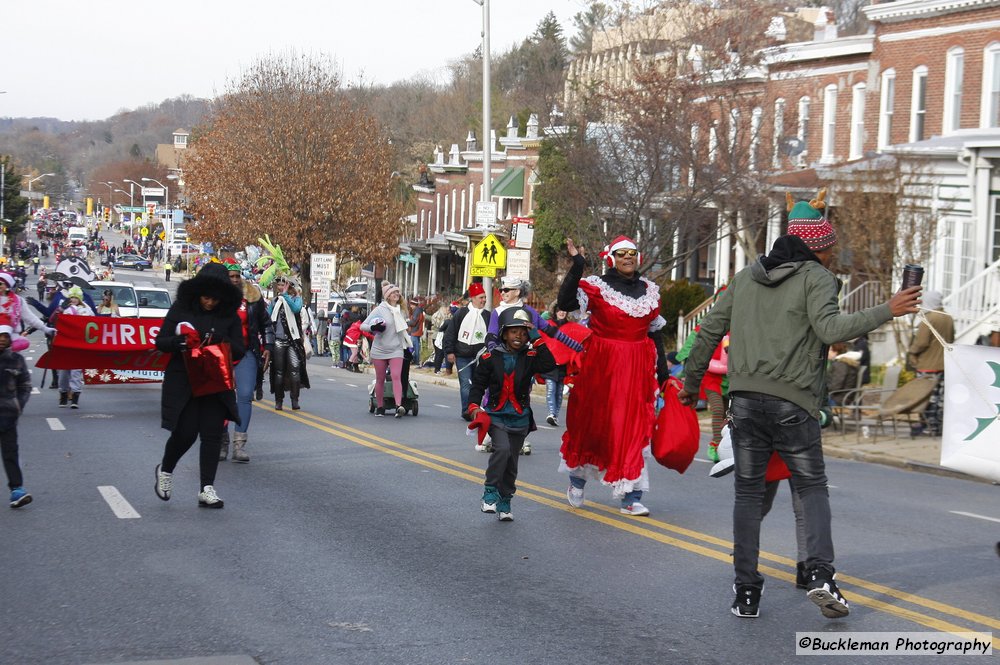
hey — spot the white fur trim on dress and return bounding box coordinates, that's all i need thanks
[581,275,659,319]
[558,445,652,499]
[648,314,666,332]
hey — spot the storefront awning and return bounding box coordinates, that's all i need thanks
[491,167,524,199]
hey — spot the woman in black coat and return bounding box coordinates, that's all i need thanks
[153,262,245,508]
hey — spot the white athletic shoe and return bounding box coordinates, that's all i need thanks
[197,485,224,509]
[620,501,650,516]
[154,465,172,501]
[566,485,585,508]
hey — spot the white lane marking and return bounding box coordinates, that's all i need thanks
[97,486,141,519]
[46,417,65,431]
[31,388,40,395]
[434,404,452,409]
[950,510,1000,524]
[346,384,358,388]
[325,378,337,382]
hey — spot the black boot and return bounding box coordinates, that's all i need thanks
[274,394,284,411]
[58,392,68,407]
[70,392,80,409]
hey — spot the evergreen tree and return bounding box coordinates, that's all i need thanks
[0,157,30,245]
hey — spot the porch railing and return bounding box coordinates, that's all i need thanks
[942,256,1000,343]
[676,295,716,350]
[839,280,886,315]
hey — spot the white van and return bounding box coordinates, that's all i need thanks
[68,227,88,244]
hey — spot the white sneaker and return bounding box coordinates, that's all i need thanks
[197,485,224,509]
[520,441,532,455]
[498,509,513,522]
[395,406,405,418]
[546,415,558,427]
[620,501,650,516]
[566,485,585,508]
[481,500,497,513]
[154,464,172,501]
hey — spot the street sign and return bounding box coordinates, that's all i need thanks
[310,253,337,307]
[469,266,497,277]
[505,248,531,281]
[510,216,535,249]
[140,227,149,237]
[475,201,497,228]
[471,233,506,269]
[142,187,165,197]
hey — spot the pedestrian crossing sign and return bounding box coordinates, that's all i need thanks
[472,233,507,269]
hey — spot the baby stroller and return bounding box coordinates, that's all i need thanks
[368,357,420,416]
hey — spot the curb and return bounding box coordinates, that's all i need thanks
[821,444,990,483]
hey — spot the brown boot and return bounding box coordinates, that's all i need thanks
[231,432,249,463]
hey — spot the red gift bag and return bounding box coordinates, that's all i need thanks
[652,377,701,473]
[183,341,235,397]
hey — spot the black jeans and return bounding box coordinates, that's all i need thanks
[484,427,526,498]
[729,392,834,588]
[0,417,23,489]
[271,338,302,401]
[161,396,227,488]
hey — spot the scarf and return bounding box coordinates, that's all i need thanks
[0,293,22,326]
[385,303,411,349]
[457,303,488,347]
[270,296,301,340]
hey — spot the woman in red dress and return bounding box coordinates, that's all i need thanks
[557,236,668,516]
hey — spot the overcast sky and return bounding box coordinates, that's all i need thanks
[2,0,586,122]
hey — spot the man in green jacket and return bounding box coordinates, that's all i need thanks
[679,194,921,620]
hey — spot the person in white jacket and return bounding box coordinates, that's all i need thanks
[0,272,52,352]
[361,281,411,417]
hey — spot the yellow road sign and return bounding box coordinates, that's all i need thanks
[469,266,497,277]
[472,233,507,269]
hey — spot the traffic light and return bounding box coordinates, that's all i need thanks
[104,208,110,222]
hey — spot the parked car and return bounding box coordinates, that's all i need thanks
[135,285,172,318]
[85,281,139,317]
[112,254,153,271]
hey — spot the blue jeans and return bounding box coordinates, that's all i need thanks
[455,356,475,412]
[340,341,351,364]
[410,335,422,363]
[545,378,563,418]
[233,353,258,433]
[729,392,834,589]
[569,475,642,508]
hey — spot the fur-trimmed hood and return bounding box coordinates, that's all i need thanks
[175,263,242,316]
[243,281,263,304]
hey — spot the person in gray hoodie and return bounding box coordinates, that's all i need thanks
[362,281,411,417]
[680,193,921,620]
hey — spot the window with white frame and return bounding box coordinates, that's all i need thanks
[821,84,837,162]
[992,196,1000,263]
[878,69,896,149]
[981,43,1000,128]
[943,47,964,134]
[772,98,785,169]
[910,66,928,142]
[849,82,866,160]
[750,107,762,171]
[797,96,810,166]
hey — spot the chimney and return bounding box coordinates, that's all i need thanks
[466,130,478,152]
[507,115,518,139]
[433,145,444,165]
[448,144,461,166]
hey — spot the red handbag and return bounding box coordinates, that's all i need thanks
[183,341,235,397]
[652,377,701,473]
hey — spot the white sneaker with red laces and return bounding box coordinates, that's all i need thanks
[620,502,650,516]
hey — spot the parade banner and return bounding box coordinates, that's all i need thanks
[940,343,1000,482]
[36,316,169,371]
[84,369,164,385]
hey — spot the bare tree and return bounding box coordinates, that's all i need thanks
[185,54,406,301]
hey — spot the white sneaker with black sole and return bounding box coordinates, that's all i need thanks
[154,464,172,501]
[197,485,224,509]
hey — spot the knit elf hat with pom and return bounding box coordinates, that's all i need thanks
[786,188,836,252]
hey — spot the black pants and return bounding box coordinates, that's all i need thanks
[485,427,526,498]
[432,347,453,373]
[161,396,227,488]
[272,338,302,400]
[0,418,23,490]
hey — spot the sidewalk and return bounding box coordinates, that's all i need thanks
[397,363,980,482]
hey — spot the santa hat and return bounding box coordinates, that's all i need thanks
[0,313,12,336]
[0,273,14,289]
[467,282,485,298]
[786,189,836,252]
[600,235,640,268]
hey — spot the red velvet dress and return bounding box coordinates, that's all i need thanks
[559,275,661,496]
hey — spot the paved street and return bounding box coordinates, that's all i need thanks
[2,238,998,664]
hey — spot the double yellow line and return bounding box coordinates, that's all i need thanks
[265,401,999,645]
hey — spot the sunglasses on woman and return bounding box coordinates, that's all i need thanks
[613,249,638,258]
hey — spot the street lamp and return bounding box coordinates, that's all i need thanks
[471,0,494,308]
[24,173,55,216]
[141,177,168,209]
[114,188,134,207]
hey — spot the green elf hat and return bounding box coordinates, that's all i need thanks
[786,188,836,251]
